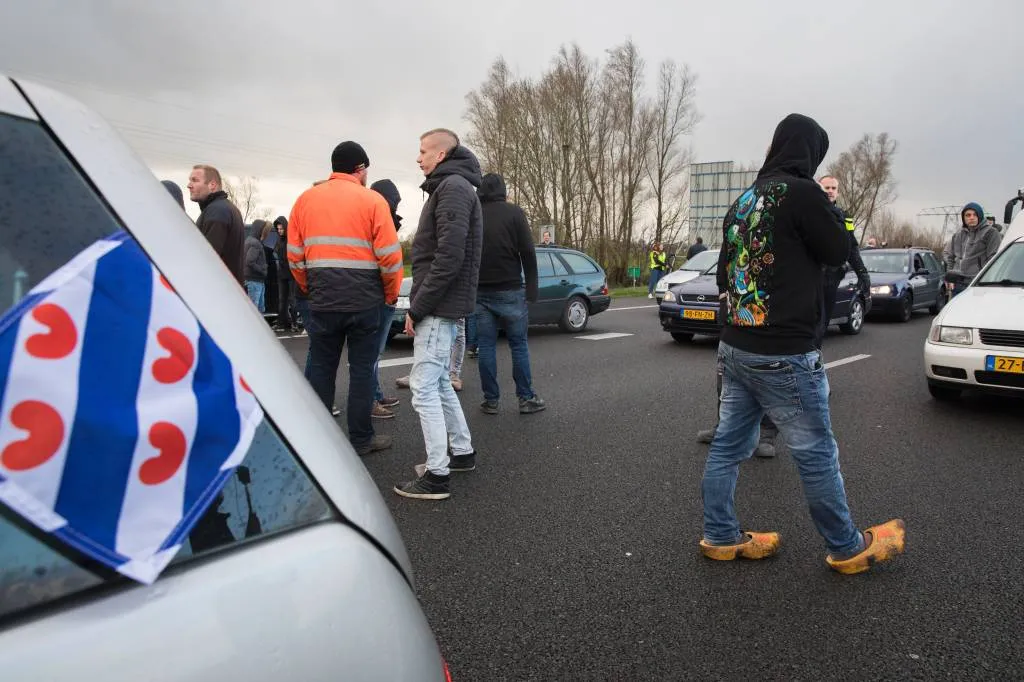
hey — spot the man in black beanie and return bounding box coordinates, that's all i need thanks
[287,141,403,456]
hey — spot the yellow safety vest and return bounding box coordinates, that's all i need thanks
[649,250,666,270]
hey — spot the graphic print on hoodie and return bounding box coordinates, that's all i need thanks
[724,182,788,327]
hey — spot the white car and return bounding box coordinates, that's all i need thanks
[0,75,449,680]
[654,249,720,302]
[924,213,1024,401]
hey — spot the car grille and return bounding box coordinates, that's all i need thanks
[978,329,1024,348]
[974,371,1024,389]
[679,294,714,303]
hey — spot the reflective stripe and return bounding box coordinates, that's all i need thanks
[305,236,373,249]
[380,263,403,274]
[374,242,402,257]
[289,261,307,271]
[306,258,379,270]
[287,244,304,254]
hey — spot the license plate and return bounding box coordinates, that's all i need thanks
[986,355,1024,374]
[682,309,715,321]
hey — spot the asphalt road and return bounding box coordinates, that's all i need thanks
[281,302,1024,681]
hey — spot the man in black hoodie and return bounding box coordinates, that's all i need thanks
[699,114,905,575]
[475,172,544,415]
[188,164,245,285]
[394,129,482,501]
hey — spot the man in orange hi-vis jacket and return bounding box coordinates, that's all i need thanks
[288,141,403,457]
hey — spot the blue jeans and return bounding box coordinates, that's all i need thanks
[372,303,396,402]
[648,268,664,295]
[702,342,862,556]
[410,316,474,476]
[466,312,477,349]
[476,289,535,402]
[304,307,380,448]
[245,280,266,313]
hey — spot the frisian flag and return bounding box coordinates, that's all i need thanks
[0,232,263,584]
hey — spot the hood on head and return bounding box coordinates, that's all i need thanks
[478,173,507,202]
[422,145,483,192]
[370,179,402,214]
[273,215,288,229]
[161,180,184,208]
[962,202,984,227]
[757,113,829,181]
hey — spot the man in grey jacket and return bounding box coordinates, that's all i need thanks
[394,128,483,501]
[243,221,268,312]
[944,202,1002,296]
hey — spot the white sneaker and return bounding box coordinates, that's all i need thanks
[648,293,654,299]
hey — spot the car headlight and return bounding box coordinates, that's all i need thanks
[930,325,972,345]
[870,285,892,295]
[662,291,676,302]
[656,281,669,291]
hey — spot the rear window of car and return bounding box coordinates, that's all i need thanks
[559,252,598,274]
[0,111,332,621]
[536,253,555,277]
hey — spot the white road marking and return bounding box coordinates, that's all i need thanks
[378,356,415,368]
[824,354,872,369]
[607,304,659,312]
[576,332,635,341]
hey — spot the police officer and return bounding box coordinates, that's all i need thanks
[817,175,869,347]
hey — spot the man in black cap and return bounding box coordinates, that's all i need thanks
[287,141,403,456]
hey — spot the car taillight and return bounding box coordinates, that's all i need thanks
[443,657,453,681]
[601,283,609,295]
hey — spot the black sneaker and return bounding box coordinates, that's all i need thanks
[696,428,716,444]
[394,472,451,500]
[331,405,341,417]
[480,400,499,415]
[449,451,477,472]
[354,435,393,456]
[519,395,546,414]
[467,346,479,359]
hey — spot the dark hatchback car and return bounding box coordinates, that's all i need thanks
[659,259,869,342]
[862,247,947,322]
[391,246,611,337]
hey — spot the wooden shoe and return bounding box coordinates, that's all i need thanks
[826,519,906,575]
[699,531,781,560]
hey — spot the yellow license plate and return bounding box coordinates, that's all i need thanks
[987,356,1024,374]
[682,309,716,321]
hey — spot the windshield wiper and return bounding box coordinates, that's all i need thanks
[976,279,1024,287]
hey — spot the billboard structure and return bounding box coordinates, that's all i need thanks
[687,161,758,247]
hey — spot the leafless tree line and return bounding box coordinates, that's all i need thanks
[464,40,699,283]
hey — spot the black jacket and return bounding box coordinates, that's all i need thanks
[408,146,484,322]
[717,114,848,355]
[196,191,245,284]
[687,243,708,260]
[476,173,539,302]
[273,216,293,281]
[244,235,267,280]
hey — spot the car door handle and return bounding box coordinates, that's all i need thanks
[560,280,571,285]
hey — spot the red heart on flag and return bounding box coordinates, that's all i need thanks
[26,304,77,360]
[152,328,194,384]
[1,401,65,471]
[139,422,187,485]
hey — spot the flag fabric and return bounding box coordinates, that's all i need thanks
[0,232,263,584]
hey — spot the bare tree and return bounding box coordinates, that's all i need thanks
[224,176,271,223]
[827,133,898,244]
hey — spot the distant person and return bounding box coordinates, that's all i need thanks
[864,236,878,249]
[985,215,1004,235]
[817,175,869,347]
[475,172,544,416]
[394,128,482,501]
[161,180,184,208]
[188,164,245,284]
[700,113,905,575]
[243,222,268,312]
[369,179,405,420]
[288,141,403,456]
[272,216,298,332]
[687,236,708,259]
[647,242,667,298]
[540,229,557,246]
[943,202,1002,297]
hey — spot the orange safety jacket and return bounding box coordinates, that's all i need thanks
[287,173,403,312]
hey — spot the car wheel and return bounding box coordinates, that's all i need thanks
[671,332,694,344]
[928,382,962,401]
[839,297,865,335]
[896,293,913,322]
[559,295,590,333]
[928,289,946,315]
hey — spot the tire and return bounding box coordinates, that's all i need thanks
[928,382,962,401]
[896,293,913,323]
[559,295,590,333]
[928,289,946,315]
[671,332,694,344]
[839,297,865,335]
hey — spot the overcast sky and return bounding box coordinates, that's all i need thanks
[2,0,1020,236]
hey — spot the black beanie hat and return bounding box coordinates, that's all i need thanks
[331,141,370,174]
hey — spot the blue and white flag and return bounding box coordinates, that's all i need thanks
[0,233,263,584]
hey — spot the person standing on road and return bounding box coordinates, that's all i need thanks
[394,129,482,501]
[243,222,268,312]
[272,216,299,332]
[943,202,1002,297]
[188,164,245,285]
[817,175,870,346]
[700,113,905,575]
[475,172,544,416]
[288,141,403,456]
[369,178,404,420]
[687,236,708,260]
[647,242,668,298]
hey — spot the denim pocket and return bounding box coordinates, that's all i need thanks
[737,358,803,423]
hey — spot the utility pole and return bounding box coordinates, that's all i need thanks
[917,206,962,247]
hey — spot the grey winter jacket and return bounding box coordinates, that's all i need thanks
[408,146,484,322]
[944,225,1002,277]
[244,235,267,281]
